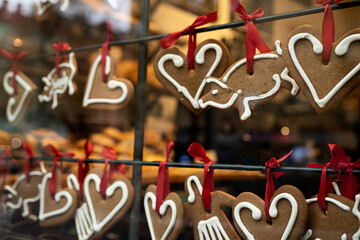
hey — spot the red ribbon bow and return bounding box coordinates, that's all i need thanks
[0,147,13,187]
[23,143,38,183]
[101,21,114,83]
[53,42,70,77]
[43,144,74,198]
[315,0,343,63]
[155,141,174,215]
[265,151,293,222]
[0,49,27,94]
[187,142,214,211]
[231,0,271,74]
[160,11,217,70]
[78,140,93,200]
[100,147,125,199]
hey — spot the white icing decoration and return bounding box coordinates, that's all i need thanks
[341,233,347,240]
[67,173,80,191]
[38,172,74,221]
[82,54,130,107]
[157,43,223,109]
[212,89,219,95]
[233,202,261,240]
[332,182,341,195]
[75,203,94,240]
[22,185,41,218]
[198,216,230,240]
[144,191,177,240]
[275,40,283,55]
[3,71,33,123]
[84,173,129,232]
[280,67,299,96]
[186,175,203,203]
[107,0,119,9]
[306,197,351,211]
[288,33,360,108]
[38,53,76,109]
[34,0,69,16]
[302,229,312,240]
[352,194,360,240]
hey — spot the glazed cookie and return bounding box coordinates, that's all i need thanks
[198,40,299,121]
[232,185,308,240]
[153,39,230,114]
[38,52,77,109]
[82,52,134,110]
[304,193,360,240]
[282,25,360,113]
[3,71,37,123]
[144,184,184,240]
[184,174,240,240]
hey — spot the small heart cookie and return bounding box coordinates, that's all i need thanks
[154,39,230,114]
[232,185,307,240]
[144,184,184,240]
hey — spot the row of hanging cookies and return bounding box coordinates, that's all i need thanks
[153,0,360,121]
[2,141,360,240]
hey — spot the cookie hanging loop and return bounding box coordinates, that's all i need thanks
[101,21,114,83]
[78,140,93,200]
[23,143,36,183]
[53,42,70,77]
[0,147,14,188]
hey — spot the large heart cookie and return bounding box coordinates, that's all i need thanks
[38,52,77,109]
[3,71,37,123]
[232,185,307,240]
[82,52,134,110]
[304,193,360,240]
[199,40,299,121]
[282,25,360,113]
[144,184,184,240]
[184,174,240,240]
[153,39,230,114]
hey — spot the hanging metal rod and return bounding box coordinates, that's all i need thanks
[20,0,360,61]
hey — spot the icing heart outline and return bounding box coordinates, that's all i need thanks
[288,32,360,108]
[82,54,130,107]
[75,203,94,240]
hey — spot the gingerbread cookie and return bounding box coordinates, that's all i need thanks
[154,39,230,114]
[232,185,308,240]
[184,174,239,240]
[38,52,77,109]
[3,71,37,123]
[144,184,184,240]
[282,25,360,113]
[304,193,360,240]
[82,52,134,110]
[198,40,299,121]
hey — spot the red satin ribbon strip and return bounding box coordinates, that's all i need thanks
[100,147,125,199]
[155,141,174,215]
[0,147,13,187]
[23,143,35,183]
[187,142,214,211]
[78,140,93,200]
[160,11,217,70]
[231,0,271,74]
[43,144,74,198]
[0,49,27,95]
[101,21,114,83]
[265,151,293,222]
[53,42,70,77]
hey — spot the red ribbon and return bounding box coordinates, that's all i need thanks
[101,21,114,83]
[316,0,343,63]
[53,42,70,77]
[339,158,360,200]
[43,144,74,198]
[265,151,293,222]
[160,12,217,70]
[78,140,93,200]
[231,0,271,74]
[0,147,13,187]
[23,143,36,183]
[100,147,125,199]
[155,141,174,215]
[0,49,27,95]
[187,142,214,211]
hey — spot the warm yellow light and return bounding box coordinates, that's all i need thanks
[281,126,290,136]
[13,38,22,47]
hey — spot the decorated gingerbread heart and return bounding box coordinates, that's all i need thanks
[144,184,184,240]
[282,25,360,113]
[38,52,77,109]
[82,52,134,110]
[184,174,239,240]
[3,71,37,123]
[153,39,230,114]
[198,40,299,121]
[303,193,360,240]
[232,185,308,240]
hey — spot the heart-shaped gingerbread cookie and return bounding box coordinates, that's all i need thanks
[3,71,37,123]
[144,184,184,240]
[154,39,230,114]
[82,52,134,110]
[282,25,360,113]
[232,185,307,240]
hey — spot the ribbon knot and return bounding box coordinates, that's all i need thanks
[23,143,37,183]
[101,21,114,83]
[78,140,93,200]
[187,142,214,211]
[53,42,70,77]
[160,11,217,70]
[0,49,27,95]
